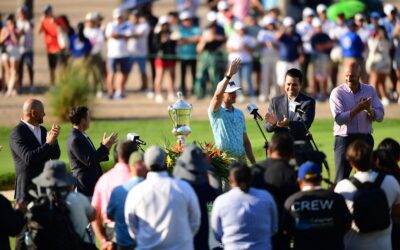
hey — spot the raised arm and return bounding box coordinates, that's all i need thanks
[209,58,241,112]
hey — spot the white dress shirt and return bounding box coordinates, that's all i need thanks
[124,171,201,250]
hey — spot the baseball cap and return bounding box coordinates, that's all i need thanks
[129,151,144,166]
[179,11,192,20]
[312,18,322,27]
[234,21,245,30]
[302,7,315,18]
[355,13,365,21]
[225,81,241,93]
[85,12,96,21]
[283,17,295,27]
[112,8,123,19]
[261,15,275,26]
[144,145,166,170]
[43,4,52,14]
[370,11,381,20]
[207,11,217,22]
[316,4,327,13]
[346,20,357,27]
[384,4,396,16]
[158,15,169,25]
[298,161,322,181]
[217,1,229,11]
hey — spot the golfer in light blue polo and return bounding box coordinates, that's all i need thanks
[208,58,256,164]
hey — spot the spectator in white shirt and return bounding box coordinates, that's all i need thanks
[125,145,201,250]
[127,10,150,93]
[84,12,106,96]
[226,21,256,102]
[105,8,132,100]
[316,4,335,35]
[258,15,279,102]
[16,6,34,93]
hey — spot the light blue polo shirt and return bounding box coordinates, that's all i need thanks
[208,106,246,160]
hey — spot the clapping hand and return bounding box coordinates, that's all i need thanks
[276,115,289,127]
[46,124,60,145]
[357,97,372,112]
[265,112,277,125]
[102,132,118,150]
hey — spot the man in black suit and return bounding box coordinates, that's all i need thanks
[9,98,61,205]
[67,106,117,198]
[264,68,315,142]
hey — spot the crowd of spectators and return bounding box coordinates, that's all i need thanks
[1,1,400,106]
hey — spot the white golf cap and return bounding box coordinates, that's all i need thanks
[262,15,275,26]
[225,81,241,93]
[217,1,229,11]
[355,13,365,20]
[179,11,192,20]
[302,7,315,18]
[234,21,245,30]
[316,4,327,13]
[112,8,123,19]
[312,17,322,27]
[283,16,295,27]
[85,12,96,21]
[158,15,168,25]
[207,11,217,22]
[384,4,396,16]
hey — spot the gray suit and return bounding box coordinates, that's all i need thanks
[265,93,315,141]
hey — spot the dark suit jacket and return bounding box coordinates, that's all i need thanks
[265,93,315,141]
[67,128,109,196]
[9,121,61,201]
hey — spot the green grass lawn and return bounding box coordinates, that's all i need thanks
[1,118,400,188]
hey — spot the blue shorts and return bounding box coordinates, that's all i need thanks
[108,57,131,74]
[21,51,34,66]
[129,56,146,74]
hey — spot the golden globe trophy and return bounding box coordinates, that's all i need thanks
[168,92,192,148]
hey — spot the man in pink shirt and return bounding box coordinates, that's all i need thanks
[91,140,138,249]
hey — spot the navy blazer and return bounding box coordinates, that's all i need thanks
[9,121,61,201]
[265,93,315,141]
[67,128,109,196]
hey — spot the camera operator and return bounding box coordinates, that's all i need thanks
[264,68,315,143]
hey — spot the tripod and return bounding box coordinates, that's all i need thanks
[296,109,331,181]
[250,113,269,156]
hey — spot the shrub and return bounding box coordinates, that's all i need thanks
[50,64,92,121]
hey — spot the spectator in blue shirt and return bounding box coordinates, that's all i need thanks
[69,22,92,58]
[340,20,367,83]
[107,151,147,250]
[211,163,278,250]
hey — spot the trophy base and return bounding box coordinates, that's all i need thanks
[177,135,187,149]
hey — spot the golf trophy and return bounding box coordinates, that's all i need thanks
[168,92,192,147]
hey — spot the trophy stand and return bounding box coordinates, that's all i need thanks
[168,92,192,148]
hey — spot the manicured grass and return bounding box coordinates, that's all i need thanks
[1,119,400,188]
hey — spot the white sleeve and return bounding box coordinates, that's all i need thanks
[211,197,223,242]
[124,189,139,239]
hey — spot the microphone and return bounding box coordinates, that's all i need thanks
[295,102,305,115]
[246,103,263,120]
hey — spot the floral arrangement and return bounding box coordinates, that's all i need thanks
[164,142,233,181]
